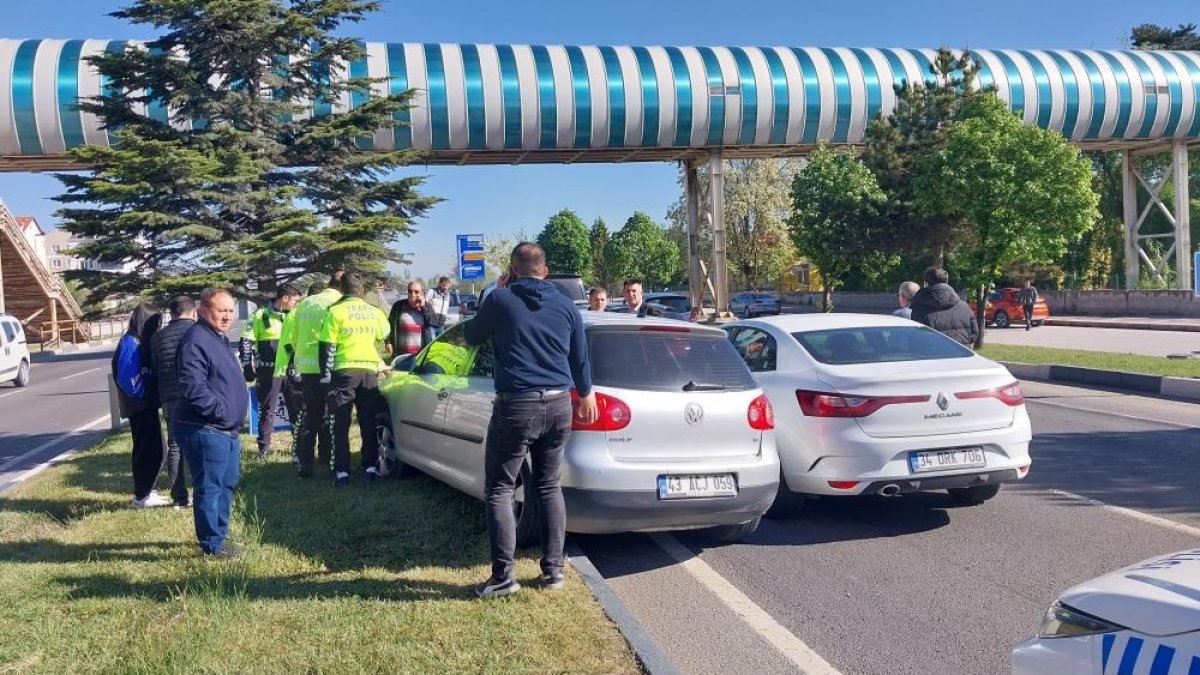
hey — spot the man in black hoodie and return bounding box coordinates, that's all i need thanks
[909,267,979,348]
[465,242,597,599]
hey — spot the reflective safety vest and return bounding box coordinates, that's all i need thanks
[319,296,390,372]
[240,303,287,368]
[274,309,299,379]
[292,288,343,375]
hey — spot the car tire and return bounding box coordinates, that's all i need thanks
[374,417,416,479]
[947,484,1001,505]
[764,478,808,519]
[993,311,1010,329]
[513,462,539,548]
[13,360,29,387]
[705,517,761,543]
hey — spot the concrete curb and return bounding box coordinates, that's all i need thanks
[1001,361,1200,403]
[1044,318,1200,332]
[567,540,682,675]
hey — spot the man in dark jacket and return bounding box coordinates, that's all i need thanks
[464,242,597,598]
[150,295,196,508]
[175,288,250,558]
[909,267,979,348]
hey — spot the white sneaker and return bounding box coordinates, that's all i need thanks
[132,491,171,508]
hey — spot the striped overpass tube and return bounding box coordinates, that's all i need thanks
[2,39,1199,165]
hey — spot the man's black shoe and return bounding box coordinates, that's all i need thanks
[363,467,380,482]
[297,468,313,479]
[204,543,244,560]
[540,570,565,591]
[474,576,521,599]
[333,472,350,487]
[258,447,270,460]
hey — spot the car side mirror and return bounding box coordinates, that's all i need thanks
[392,354,416,372]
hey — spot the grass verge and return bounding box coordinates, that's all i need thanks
[0,431,638,674]
[978,344,1200,379]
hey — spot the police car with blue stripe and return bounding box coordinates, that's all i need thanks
[1013,549,1200,674]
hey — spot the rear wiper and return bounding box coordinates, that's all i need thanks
[683,380,726,392]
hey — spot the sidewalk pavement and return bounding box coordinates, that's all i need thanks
[1044,316,1200,332]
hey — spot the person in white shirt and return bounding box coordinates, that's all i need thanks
[424,276,454,342]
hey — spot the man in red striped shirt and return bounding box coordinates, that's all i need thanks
[386,282,430,357]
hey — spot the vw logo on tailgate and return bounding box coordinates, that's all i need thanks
[684,402,705,426]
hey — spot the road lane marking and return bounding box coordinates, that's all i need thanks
[1048,489,1200,538]
[650,533,843,675]
[1022,396,1200,427]
[59,366,102,381]
[0,389,22,400]
[0,413,110,474]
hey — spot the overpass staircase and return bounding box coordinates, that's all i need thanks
[0,199,85,347]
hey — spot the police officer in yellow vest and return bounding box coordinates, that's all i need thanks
[240,283,302,458]
[318,272,390,487]
[288,272,344,478]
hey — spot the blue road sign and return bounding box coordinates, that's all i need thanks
[458,234,485,281]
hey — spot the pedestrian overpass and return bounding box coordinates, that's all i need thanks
[0,40,1196,304]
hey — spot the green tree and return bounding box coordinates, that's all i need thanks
[54,0,438,307]
[483,229,531,276]
[606,212,679,290]
[788,145,890,311]
[1130,23,1200,49]
[861,48,986,265]
[725,159,800,290]
[589,217,613,291]
[915,95,1099,347]
[536,209,591,276]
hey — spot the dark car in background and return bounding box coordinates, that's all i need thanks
[730,292,782,318]
[478,273,588,308]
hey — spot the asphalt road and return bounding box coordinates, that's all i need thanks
[0,347,114,493]
[577,380,1200,675]
[984,324,1200,357]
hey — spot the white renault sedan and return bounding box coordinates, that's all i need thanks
[1013,548,1200,674]
[378,313,780,544]
[724,313,1032,516]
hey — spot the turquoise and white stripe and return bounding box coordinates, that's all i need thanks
[2,39,1199,165]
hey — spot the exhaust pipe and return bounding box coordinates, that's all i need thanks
[878,484,901,497]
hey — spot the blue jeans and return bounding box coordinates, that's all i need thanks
[178,425,241,554]
[424,325,445,344]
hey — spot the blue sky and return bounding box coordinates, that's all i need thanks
[2,0,1196,278]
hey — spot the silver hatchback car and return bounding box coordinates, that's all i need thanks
[378,312,779,543]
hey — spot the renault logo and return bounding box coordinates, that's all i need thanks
[684,402,705,426]
[936,392,950,411]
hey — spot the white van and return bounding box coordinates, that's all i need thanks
[0,314,31,387]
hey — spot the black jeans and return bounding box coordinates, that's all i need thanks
[1023,303,1035,330]
[297,374,333,473]
[255,366,302,452]
[161,405,189,504]
[484,392,572,581]
[129,408,166,500]
[327,369,380,475]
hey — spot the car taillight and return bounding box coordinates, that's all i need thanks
[955,382,1024,407]
[571,390,632,431]
[795,390,929,418]
[747,394,774,430]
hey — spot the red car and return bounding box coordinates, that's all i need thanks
[971,288,1050,328]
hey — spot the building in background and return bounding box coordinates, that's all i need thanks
[44,228,134,276]
[14,216,47,268]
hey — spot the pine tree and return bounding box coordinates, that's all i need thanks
[54,0,439,306]
[589,218,611,290]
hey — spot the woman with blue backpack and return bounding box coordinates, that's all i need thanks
[111,303,168,508]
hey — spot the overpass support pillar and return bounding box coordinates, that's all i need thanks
[709,150,729,316]
[1122,150,1138,290]
[1173,141,1192,291]
[1121,144,1193,290]
[685,161,704,315]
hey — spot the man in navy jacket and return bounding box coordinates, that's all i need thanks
[464,242,597,598]
[175,288,249,558]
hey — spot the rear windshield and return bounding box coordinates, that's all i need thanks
[590,330,757,392]
[792,326,974,365]
[651,296,690,313]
